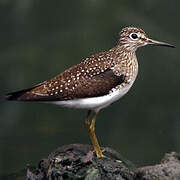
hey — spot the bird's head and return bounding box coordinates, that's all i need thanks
[118,27,175,51]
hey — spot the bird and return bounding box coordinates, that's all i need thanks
[5,27,175,158]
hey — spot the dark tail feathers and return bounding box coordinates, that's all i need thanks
[5,87,37,101]
[5,83,58,101]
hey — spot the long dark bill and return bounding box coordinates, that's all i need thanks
[148,38,175,48]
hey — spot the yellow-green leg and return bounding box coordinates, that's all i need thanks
[85,110,104,158]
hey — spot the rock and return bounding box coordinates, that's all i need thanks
[1,144,180,180]
[135,152,180,180]
[36,144,136,180]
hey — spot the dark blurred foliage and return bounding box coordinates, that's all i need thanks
[0,0,179,174]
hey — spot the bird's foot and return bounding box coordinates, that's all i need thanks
[93,148,105,158]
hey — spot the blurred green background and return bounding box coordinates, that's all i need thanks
[0,0,179,174]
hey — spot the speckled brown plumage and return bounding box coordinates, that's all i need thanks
[5,45,136,101]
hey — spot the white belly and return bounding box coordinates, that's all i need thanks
[51,83,134,112]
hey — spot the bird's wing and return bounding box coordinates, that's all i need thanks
[5,51,126,101]
[56,68,125,100]
[5,68,125,101]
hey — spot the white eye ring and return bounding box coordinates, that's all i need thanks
[130,33,139,40]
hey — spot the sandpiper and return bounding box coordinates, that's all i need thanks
[5,27,174,157]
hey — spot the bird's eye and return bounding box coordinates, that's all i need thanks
[130,33,138,40]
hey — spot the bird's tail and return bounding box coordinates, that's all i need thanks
[5,86,39,101]
[4,83,52,101]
